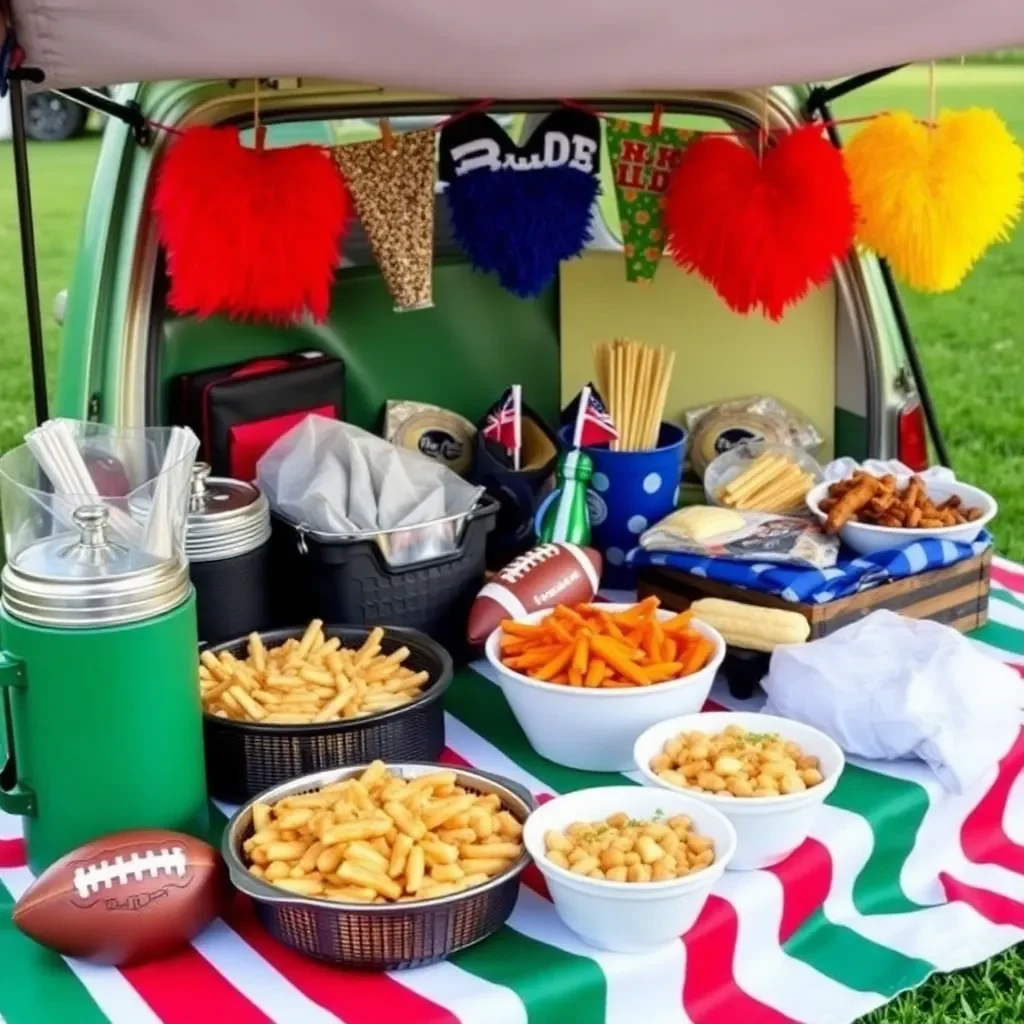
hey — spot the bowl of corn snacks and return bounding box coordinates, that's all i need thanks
[634,711,844,870]
[522,784,735,953]
[484,598,725,772]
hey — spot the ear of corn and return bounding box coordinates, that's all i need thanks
[690,598,810,652]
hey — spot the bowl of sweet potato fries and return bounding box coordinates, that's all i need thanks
[806,471,996,555]
[484,598,725,772]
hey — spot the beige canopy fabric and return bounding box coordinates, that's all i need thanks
[9,0,1024,94]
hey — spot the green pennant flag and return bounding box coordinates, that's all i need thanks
[605,118,696,282]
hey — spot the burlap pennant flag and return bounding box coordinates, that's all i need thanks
[606,119,696,282]
[333,128,436,310]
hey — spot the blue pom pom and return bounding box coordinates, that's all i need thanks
[446,166,599,297]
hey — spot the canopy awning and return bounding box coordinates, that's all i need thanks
[8,0,1024,95]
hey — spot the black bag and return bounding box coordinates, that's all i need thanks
[171,353,345,480]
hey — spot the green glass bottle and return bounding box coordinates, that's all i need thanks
[538,449,593,545]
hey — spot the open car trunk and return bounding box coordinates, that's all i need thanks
[7,0,1024,93]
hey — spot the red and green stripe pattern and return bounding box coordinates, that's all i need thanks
[2,576,1024,1023]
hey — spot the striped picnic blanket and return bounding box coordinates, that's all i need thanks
[3,556,1024,1024]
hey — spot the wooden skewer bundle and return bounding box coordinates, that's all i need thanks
[594,339,676,452]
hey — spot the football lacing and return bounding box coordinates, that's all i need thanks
[72,847,187,899]
[501,544,558,583]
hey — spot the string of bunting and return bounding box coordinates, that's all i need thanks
[150,80,1023,327]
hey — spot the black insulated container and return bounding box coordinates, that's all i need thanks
[185,463,274,646]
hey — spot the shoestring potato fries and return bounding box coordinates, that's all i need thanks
[544,812,716,882]
[242,761,526,903]
[499,596,715,687]
[198,620,430,725]
[650,725,825,798]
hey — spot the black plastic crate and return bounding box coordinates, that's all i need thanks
[268,498,498,661]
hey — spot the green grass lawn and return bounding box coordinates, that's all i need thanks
[0,65,1021,1021]
[0,134,100,450]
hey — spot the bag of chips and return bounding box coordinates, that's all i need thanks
[640,505,838,569]
[684,395,823,477]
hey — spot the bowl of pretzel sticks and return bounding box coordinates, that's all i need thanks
[222,760,535,969]
[199,620,453,803]
[806,471,996,555]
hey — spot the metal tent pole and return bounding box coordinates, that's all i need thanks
[9,77,49,426]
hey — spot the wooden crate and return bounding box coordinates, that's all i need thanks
[636,549,991,638]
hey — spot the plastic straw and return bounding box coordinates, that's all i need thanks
[26,420,146,547]
[143,426,199,560]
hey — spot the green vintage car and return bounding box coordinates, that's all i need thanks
[43,79,936,471]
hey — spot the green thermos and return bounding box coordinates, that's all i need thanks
[0,504,208,874]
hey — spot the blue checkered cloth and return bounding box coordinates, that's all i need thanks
[628,532,993,603]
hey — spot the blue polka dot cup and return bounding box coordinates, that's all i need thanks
[557,423,686,589]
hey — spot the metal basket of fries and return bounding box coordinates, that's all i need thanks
[200,623,453,803]
[222,761,536,969]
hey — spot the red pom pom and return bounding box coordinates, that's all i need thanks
[665,126,856,320]
[153,127,350,323]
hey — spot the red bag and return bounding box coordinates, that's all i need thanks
[172,353,345,480]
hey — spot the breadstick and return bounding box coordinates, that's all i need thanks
[595,343,610,404]
[642,347,664,450]
[622,342,637,451]
[631,343,653,450]
[611,343,625,452]
[650,349,674,450]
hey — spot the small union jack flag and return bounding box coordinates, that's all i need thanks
[574,383,619,447]
[482,386,520,451]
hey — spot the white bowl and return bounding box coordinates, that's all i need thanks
[484,605,725,772]
[523,785,736,953]
[805,475,996,555]
[634,711,844,870]
[704,441,823,512]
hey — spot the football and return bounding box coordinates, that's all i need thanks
[467,542,602,645]
[13,829,227,965]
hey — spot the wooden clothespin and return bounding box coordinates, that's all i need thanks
[379,117,395,153]
[651,103,664,137]
[252,79,266,150]
[757,89,769,163]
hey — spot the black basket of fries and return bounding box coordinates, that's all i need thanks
[200,623,453,803]
[222,761,535,969]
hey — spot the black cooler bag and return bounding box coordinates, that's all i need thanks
[171,353,345,481]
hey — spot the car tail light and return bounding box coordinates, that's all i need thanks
[898,400,929,471]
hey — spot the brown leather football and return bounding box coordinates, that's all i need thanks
[467,542,603,646]
[13,829,227,965]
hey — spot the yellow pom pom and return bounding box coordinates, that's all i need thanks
[845,108,1024,292]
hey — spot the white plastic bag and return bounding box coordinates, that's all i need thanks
[256,416,484,564]
[763,610,1024,792]
[821,457,956,486]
